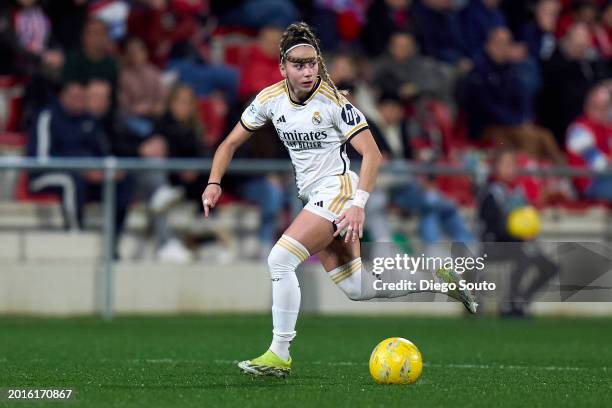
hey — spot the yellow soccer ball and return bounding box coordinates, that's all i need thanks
[507,206,541,239]
[369,337,423,385]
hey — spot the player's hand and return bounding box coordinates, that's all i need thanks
[202,184,222,218]
[333,206,365,243]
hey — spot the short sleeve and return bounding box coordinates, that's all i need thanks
[240,96,269,132]
[332,99,369,142]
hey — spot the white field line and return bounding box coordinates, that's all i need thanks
[86,358,610,372]
[214,359,610,372]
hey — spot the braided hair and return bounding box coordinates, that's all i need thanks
[279,22,343,103]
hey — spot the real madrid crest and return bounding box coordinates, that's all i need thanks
[312,111,322,125]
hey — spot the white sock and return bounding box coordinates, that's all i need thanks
[267,235,309,361]
[330,257,433,300]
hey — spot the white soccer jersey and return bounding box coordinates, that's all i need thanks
[240,78,369,197]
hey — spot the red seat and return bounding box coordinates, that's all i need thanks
[213,26,257,37]
[197,95,227,149]
[435,156,476,206]
[15,171,59,204]
[223,43,253,68]
[209,28,255,68]
[0,132,26,148]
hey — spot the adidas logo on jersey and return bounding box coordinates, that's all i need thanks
[276,115,286,123]
[314,201,323,208]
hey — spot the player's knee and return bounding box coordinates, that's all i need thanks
[267,244,290,275]
[267,235,310,278]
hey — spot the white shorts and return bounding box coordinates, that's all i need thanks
[300,171,359,222]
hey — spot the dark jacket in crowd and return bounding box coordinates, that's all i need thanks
[92,113,143,157]
[517,22,557,62]
[373,54,456,103]
[62,48,118,89]
[27,100,107,159]
[538,49,611,145]
[412,1,467,64]
[360,0,415,57]
[347,115,420,162]
[464,54,533,138]
[153,112,206,158]
[460,0,507,59]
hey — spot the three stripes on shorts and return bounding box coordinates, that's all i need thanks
[329,174,353,215]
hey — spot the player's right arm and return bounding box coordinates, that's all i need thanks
[202,123,253,218]
[202,94,270,218]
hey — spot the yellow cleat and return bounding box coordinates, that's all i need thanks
[238,350,291,378]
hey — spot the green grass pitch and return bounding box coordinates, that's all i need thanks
[1,314,611,407]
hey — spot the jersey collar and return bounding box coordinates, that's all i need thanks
[285,76,322,107]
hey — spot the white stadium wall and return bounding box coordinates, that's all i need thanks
[1,257,612,316]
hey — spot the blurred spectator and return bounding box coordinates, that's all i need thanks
[538,22,611,145]
[85,79,115,147]
[517,0,561,61]
[478,148,558,317]
[164,31,238,102]
[363,92,474,253]
[119,36,165,137]
[237,26,284,102]
[373,31,456,105]
[557,0,600,37]
[329,52,358,85]
[0,0,54,75]
[593,1,612,59]
[460,0,507,59]
[465,27,563,163]
[167,58,239,104]
[144,84,209,262]
[360,0,414,57]
[151,84,206,195]
[566,83,612,201]
[479,149,532,243]
[127,0,201,67]
[21,49,65,128]
[328,53,378,119]
[311,0,368,50]
[85,79,192,263]
[62,18,118,94]
[215,0,298,29]
[27,82,104,159]
[412,0,469,65]
[88,0,130,41]
[13,0,52,61]
[26,82,133,256]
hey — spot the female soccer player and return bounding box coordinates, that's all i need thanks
[202,22,476,377]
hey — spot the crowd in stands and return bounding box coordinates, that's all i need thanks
[0,0,610,262]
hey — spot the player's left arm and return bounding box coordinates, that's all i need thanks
[334,129,382,243]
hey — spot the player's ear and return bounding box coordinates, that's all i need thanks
[279,62,287,78]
